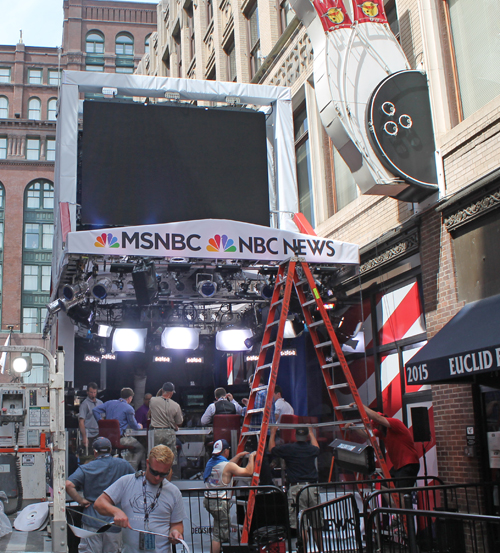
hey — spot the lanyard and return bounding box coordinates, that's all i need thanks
[142,475,163,531]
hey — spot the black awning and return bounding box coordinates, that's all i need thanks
[404,293,500,384]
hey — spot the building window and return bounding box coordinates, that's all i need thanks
[206,0,213,25]
[0,68,11,83]
[385,0,400,41]
[48,69,62,86]
[145,34,151,55]
[174,30,182,77]
[332,146,358,211]
[294,105,314,226]
[28,98,41,120]
[186,5,195,63]
[22,181,54,334]
[447,0,500,119]
[0,137,6,159]
[115,33,134,73]
[0,96,8,119]
[86,32,104,54]
[28,69,43,84]
[46,138,56,161]
[86,65,104,72]
[225,40,237,82]
[279,0,294,34]
[247,3,261,79]
[26,138,40,160]
[48,98,57,121]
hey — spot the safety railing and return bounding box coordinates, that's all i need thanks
[298,493,363,553]
[181,485,292,553]
[365,507,500,553]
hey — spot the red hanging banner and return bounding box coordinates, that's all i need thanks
[312,0,353,32]
[351,0,388,24]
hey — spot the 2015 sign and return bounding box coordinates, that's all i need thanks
[406,363,428,383]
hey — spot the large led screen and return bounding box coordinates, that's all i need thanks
[79,100,270,228]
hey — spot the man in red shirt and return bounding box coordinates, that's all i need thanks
[347,404,420,487]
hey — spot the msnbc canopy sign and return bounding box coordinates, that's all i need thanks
[66,219,360,265]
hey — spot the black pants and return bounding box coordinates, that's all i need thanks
[390,463,420,488]
[245,435,273,485]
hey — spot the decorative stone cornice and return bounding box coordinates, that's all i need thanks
[359,229,419,276]
[443,187,500,232]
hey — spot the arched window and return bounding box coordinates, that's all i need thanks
[48,98,57,121]
[0,96,8,119]
[116,33,134,73]
[22,180,54,334]
[28,97,41,120]
[86,31,104,54]
[145,34,151,55]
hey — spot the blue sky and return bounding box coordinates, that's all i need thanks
[0,0,157,48]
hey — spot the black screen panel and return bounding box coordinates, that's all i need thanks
[80,101,270,227]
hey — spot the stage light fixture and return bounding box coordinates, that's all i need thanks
[112,328,148,353]
[46,298,63,315]
[245,355,259,362]
[216,328,253,351]
[161,327,200,350]
[12,357,32,374]
[172,274,185,292]
[256,282,274,300]
[63,281,89,301]
[153,356,171,363]
[84,354,101,363]
[59,295,86,313]
[91,278,113,300]
[197,280,216,298]
[97,324,113,338]
[186,356,204,363]
[101,353,116,360]
[330,438,376,475]
[132,262,157,305]
[284,317,305,339]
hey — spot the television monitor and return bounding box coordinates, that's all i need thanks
[79,100,270,228]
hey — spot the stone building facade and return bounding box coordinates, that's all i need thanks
[0,0,156,380]
[140,0,500,484]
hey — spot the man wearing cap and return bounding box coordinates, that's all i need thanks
[95,445,185,553]
[149,382,183,465]
[66,437,135,553]
[346,403,420,487]
[204,439,256,553]
[78,382,102,454]
[200,387,242,425]
[269,426,321,533]
[93,387,145,471]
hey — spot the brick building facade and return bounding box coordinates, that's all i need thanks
[140,0,500,484]
[0,0,156,380]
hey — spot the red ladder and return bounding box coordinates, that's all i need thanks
[236,257,393,545]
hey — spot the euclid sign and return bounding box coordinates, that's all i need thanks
[406,345,500,385]
[66,219,360,265]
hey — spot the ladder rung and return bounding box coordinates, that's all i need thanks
[275,278,286,287]
[250,385,268,393]
[271,299,283,308]
[308,320,325,328]
[246,408,265,414]
[266,320,280,328]
[322,362,340,369]
[301,299,317,307]
[262,341,276,350]
[256,363,272,371]
[334,405,358,411]
[328,383,349,390]
[241,431,261,436]
[295,278,309,287]
[315,341,332,349]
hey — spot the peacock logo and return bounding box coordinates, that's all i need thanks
[95,233,120,248]
[206,234,237,253]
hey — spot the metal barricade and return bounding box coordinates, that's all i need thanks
[181,485,291,553]
[365,507,500,553]
[294,476,442,531]
[298,493,363,553]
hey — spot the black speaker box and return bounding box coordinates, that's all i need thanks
[411,406,431,442]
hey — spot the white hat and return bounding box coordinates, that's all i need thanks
[213,439,230,455]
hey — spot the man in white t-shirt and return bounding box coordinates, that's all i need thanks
[94,445,184,553]
[273,385,294,422]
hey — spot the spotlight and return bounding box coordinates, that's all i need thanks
[97,324,113,338]
[91,277,113,300]
[159,281,170,296]
[256,282,274,300]
[172,274,185,291]
[59,295,86,313]
[216,328,253,352]
[46,298,63,315]
[63,281,89,301]
[112,328,148,353]
[12,357,32,374]
[197,280,216,298]
[161,327,200,350]
[284,317,305,338]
